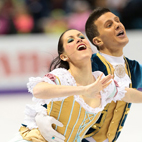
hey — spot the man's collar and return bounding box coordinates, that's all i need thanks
[99,52,124,65]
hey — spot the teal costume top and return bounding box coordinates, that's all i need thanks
[82,53,142,142]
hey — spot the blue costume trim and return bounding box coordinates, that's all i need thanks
[64,99,76,136]
[74,111,96,141]
[55,100,64,130]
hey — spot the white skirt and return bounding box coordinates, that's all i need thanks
[8,133,31,142]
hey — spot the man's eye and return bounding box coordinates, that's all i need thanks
[107,23,112,28]
[79,36,85,39]
[117,19,120,23]
[68,38,74,43]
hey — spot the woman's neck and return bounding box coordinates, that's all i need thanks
[68,60,101,108]
[68,61,95,86]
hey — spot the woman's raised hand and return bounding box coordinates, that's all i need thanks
[83,73,113,98]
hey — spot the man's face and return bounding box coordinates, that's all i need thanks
[94,12,129,55]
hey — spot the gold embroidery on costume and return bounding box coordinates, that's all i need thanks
[114,64,125,78]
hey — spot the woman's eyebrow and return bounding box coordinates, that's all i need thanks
[67,33,82,38]
[77,33,82,36]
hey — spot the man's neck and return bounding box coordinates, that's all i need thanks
[99,49,123,57]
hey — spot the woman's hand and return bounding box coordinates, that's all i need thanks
[83,73,113,98]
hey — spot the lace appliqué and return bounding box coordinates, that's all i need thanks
[45,73,56,84]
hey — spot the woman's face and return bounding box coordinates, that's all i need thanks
[61,29,92,63]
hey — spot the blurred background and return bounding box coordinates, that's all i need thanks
[0,0,142,35]
[0,0,142,141]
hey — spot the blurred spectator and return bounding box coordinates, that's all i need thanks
[40,9,68,33]
[50,0,68,12]
[13,3,34,33]
[0,0,142,35]
[119,0,142,29]
[0,0,16,34]
[86,0,107,10]
[25,0,69,33]
[106,0,142,29]
[0,11,10,34]
[67,0,91,32]
[25,0,50,33]
[94,0,107,8]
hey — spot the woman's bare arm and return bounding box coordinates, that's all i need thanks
[33,74,112,99]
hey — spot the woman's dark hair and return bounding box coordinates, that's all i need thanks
[49,29,72,71]
[85,7,110,50]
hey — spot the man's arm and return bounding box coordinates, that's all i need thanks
[122,88,142,103]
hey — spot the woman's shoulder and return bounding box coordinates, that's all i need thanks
[50,68,68,75]
[50,68,76,86]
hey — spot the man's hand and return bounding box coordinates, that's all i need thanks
[35,113,65,142]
